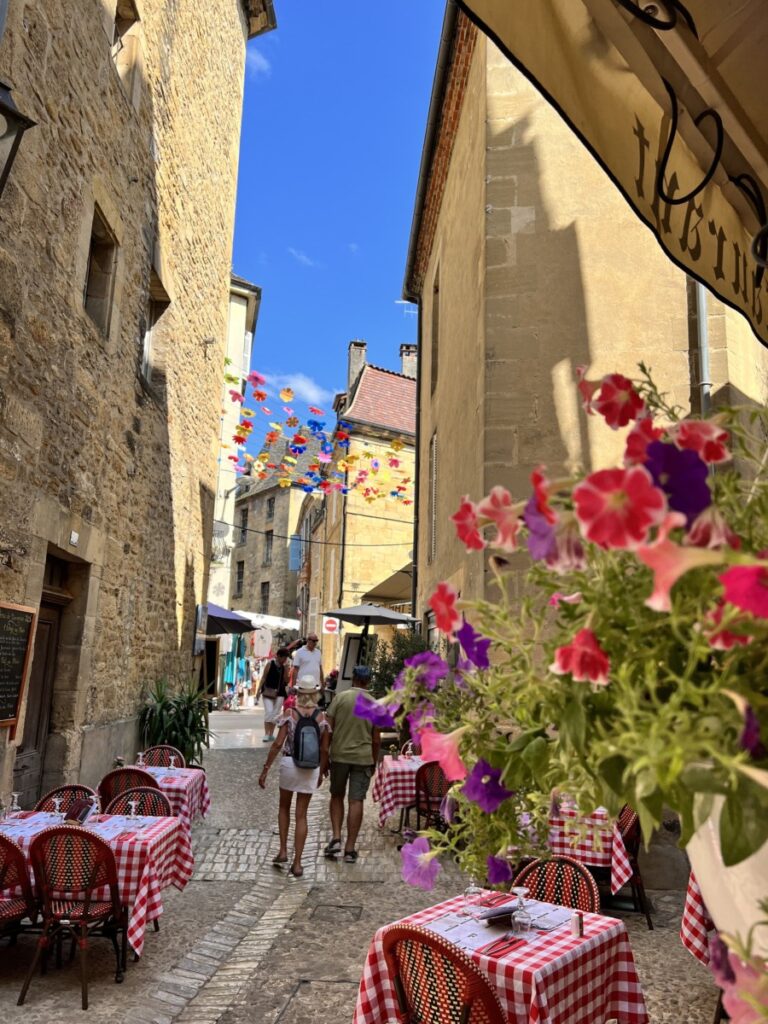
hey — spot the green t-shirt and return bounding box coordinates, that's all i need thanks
[328,687,374,765]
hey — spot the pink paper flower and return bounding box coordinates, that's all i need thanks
[418,727,468,781]
[428,581,461,636]
[247,370,266,386]
[636,513,724,612]
[669,418,730,464]
[719,566,768,620]
[685,507,741,550]
[573,466,667,549]
[451,496,486,551]
[228,389,245,403]
[550,629,610,686]
[624,416,665,465]
[592,373,645,429]
[476,486,520,553]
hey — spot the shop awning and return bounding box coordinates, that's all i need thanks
[205,602,254,635]
[236,612,301,631]
[459,0,768,347]
[362,564,413,605]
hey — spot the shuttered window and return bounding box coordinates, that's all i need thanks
[428,432,438,565]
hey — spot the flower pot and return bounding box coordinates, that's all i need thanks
[686,796,768,958]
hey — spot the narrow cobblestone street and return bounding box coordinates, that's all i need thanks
[0,713,719,1023]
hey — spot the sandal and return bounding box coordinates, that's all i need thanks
[272,855,288,868]
[288,865,304,878]
[324,838,342,858]
[343,849,359,864]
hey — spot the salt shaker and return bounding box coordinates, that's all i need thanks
[570,911,584,937]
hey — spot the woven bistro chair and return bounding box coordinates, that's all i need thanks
[512,856,600,913]
[617,804,654,929]
[0,835,38,943]
[142,745,186,768]
[105,787,172,817]
[18,825,128,1010]
[381,924,507,1024]
[98,767,159,809]
[414,762,451,832]
[35,784,98,814]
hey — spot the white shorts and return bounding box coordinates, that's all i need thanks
[263,696,284,724]
[278,755,319,794]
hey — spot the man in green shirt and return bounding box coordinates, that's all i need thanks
[324,665,380,863]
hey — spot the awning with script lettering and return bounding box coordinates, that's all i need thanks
[459,0,768,348]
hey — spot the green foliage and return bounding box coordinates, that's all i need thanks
[139,677,212,766]
[370,628,430,698]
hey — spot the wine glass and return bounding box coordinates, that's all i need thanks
[462,877,485,918]
[10,792,21,815]
[511,886,531,934]
[136,750,145,767]
[52,795,63,820]
[127,799,138,819]
[169,755,177,770]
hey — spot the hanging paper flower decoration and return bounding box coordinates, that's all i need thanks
[279,387,294,402]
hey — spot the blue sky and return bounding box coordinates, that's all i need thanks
[232,1,443,427]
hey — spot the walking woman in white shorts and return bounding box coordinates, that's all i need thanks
[256,648,290,742]
[258,676,331,877]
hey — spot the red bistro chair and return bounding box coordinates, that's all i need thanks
[0,835,38,943]
[35,784,98,814]
[105,787,172,817]
[512,856,600,913]
[617,805,654,929]
[414,762,451,831]
[382,924,507,1024]
[18,826,128,1009]
[98,767,159,809]
[142,745,186,768]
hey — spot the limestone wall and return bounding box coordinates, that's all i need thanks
[0,0,249,794]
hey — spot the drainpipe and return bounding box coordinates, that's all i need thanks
[411,304,423,623]
[695,282,711,416]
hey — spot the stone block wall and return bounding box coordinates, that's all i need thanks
[0,0,249,795]
[231,483,300,621]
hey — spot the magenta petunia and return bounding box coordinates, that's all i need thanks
[720,566,768,620]
[400,837,442,890]
[461,758,514,813]
[353,692,399,730]
[486,855,513,885]
[456,619,491,670]
[404,650,449,691]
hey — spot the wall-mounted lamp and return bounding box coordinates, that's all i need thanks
[0,81,35,199]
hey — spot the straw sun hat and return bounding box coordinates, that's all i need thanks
[296,675,320,692]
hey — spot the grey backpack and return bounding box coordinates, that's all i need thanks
[292,710,321,769]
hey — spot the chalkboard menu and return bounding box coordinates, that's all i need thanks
[0,602,37,733]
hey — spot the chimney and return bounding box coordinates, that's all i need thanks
[400,343,418,379]
[348,339,367,390]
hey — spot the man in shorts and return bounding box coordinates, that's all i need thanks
[324,665,380,863]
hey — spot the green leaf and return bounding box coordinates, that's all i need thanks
[680,764,730,795]
[522,736,549,775]
[600,755,628,797]
[559,699,586,754]
[720,780,768,866]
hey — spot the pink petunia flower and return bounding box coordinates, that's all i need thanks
[669,418,730,464]
[635,512,724,612]
[531,466,557,524]
[400,837,442,890]
[418,727,468,781]
[476,486,520,553]
[575,366,601,413]
[428,581,461,636]
[719,566,768,620]
[548,591,583,607]
[624,416,665,466]
[451,496,486,551]
[685,507,741,550]
[546,515,587,574]
[592,373,645,429]
[550,629,610,686]
[720,951,768,1023]
[573,466,667,549]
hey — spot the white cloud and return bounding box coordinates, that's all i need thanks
[266,373,334,407]
[287,247,319,268]
[246,48,271,78]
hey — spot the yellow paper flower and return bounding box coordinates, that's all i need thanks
[279,387,295,402]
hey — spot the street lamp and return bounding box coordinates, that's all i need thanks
[0,81,35,199]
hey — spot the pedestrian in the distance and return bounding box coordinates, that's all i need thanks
[290,633,324,692]
[255,647,290,743]
[324,664,380,864]
[259,676,331,878]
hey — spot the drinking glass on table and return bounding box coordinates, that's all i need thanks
[510,886,531,934]
[462,878,485,918]
[10,792,21,815]
[52,795,63,820]
[169,755,177,770]
[127,799,138,819]
[136,750,145,767]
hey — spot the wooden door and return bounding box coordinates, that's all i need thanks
[13,603,60,806]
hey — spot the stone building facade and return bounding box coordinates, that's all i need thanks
[0,0,276,803]
[404,6,768,622]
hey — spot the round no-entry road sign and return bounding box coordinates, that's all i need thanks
[323,617,340,634]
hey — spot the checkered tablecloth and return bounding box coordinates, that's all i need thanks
[138,766,211,831]
[372,756,423,827]
[353,892,648,1024]
[549,805,633,895]
[680,873,715,966]
[0,811,194,956]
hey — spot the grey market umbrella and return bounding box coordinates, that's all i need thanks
[323,603,417,635]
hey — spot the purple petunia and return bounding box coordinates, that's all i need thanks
[400,837,442,890]
[461,759,514,814]
[407,701,436,737]
[524,495,558,561]
[404,650,449,691]
[739,704,767,761]
[456,619,492,670]
[353,692,400,730]
[486,855,513,885]
[645,441,711,526]
[710,934,736,986]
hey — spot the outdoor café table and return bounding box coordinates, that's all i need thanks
[136,764,211,831]
[353,891,649,1024]
[548,803,633,895]
[372,754,423,828]
[680,873,715,966]
[0,810,194,957]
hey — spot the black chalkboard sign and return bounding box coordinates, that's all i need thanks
[0,602,37,734]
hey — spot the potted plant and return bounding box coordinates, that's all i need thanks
[139,676,212,766]
[359,366,768,1001]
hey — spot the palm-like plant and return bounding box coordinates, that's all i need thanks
[139,677,211,766]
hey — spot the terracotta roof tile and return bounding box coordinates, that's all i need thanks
[344,365,416,435]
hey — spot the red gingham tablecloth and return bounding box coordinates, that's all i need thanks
[372,756,422,827]
[549,805,633,895]
[138,766,211,831]
[680,873,715,966]
[0,811,194,956]
[354,892,648,1024]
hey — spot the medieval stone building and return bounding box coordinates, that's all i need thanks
[0,0,276,803]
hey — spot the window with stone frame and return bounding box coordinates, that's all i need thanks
[140,269,170,388]
[238,508,249,545]
[266,496,275,520]
[262,530,273,567]
[234,560,245,598]
[260,581,270,615]
[430,267,440,395]
[83,206,119,335]
[111,0,141,103]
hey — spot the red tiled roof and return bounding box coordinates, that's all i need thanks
[344,365,416,435]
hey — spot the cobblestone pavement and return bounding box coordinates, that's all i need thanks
[0,713,718,1022]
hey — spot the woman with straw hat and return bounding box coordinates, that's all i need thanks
[258,675,331,878]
